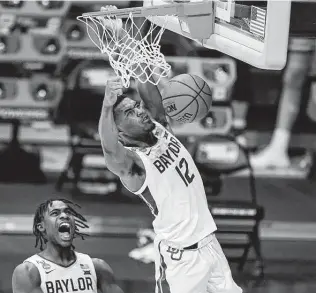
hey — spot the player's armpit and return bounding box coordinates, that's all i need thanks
[92,258,124,293]
[12,263,41,293]
[103,143,145,179]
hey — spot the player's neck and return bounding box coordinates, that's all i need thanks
[41,242,76,266]
[123,132,157,148]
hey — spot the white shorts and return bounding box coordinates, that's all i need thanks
[154,233,242,293]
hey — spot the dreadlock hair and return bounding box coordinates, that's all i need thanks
[33,198,89,251]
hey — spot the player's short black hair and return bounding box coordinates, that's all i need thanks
[113,94,128,111]
[112,94,129,123]
[33,199,89,251]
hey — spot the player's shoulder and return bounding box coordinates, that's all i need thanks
[154,117,169,129]
[14,261,40,277]
[91,258,115,280]
[75,251,90,258]
[154,117,174,135]
[91,258,113,274]
[75,251,98,265]
[12,261,41,285]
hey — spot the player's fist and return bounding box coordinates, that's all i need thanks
[98,6,123,36]
[103,77,123,107]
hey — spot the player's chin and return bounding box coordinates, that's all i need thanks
[144,120,155,131]
[59,240,73,248]
[57,232,74,245]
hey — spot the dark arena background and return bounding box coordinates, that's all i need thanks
[1,1,316,293]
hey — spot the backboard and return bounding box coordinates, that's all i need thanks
[144,0,292,70]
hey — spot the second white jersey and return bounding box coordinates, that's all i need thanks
[24,252,98,293]
[125,121,217,247]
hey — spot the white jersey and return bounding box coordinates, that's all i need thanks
[24,252,97,293]
[125,121,217,247]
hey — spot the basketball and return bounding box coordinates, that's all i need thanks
[162,74,213,123]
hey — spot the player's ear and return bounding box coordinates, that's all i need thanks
[116,121,124,135]
[37,222,45,233]
[117,131,126,144]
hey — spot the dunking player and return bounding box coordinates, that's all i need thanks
[12,199,123,293]
[99,43,242,293]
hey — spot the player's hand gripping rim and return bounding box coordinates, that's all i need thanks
[98,6,125,40]
[103,77,123,108]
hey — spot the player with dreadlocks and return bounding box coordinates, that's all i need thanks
[32,199,89,251]
[12,199,124,293]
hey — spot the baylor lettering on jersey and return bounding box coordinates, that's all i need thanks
[46,277,93,293]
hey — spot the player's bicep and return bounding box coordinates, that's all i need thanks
[12,263,41,293]
[103,142,137,177]
[103,144,131,175]
[137,79,167,120]
[93,258,124,293]
[136,76,175,133]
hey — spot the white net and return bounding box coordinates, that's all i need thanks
[77,12,171,88]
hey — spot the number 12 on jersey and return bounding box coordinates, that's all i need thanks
[175,158,195,186]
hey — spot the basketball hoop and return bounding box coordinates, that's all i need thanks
[77,1,214,87]
[77,10,171,88]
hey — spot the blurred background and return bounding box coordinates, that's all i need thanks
[1,1,316,293]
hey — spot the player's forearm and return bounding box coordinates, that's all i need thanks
[137,79,161,115]
[98,106,120,156]
[137,75,169,125]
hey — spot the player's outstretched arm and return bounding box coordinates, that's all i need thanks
[92,258,124,293]
[99,77,146,192]
[98,77,135,177]
[12,263,41,293]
